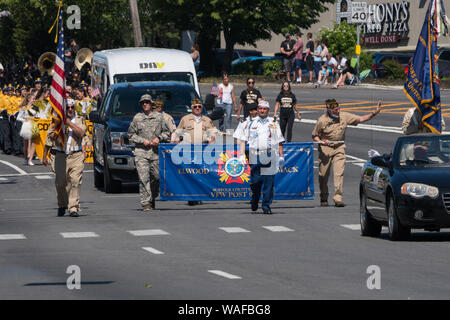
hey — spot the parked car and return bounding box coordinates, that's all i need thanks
[213,48,262,74]
[360,134,450,241]
[89,81,201,193]
[438,46,450,77]
[371,53,412,78]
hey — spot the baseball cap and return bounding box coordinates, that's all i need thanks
[139,94,153,104]
[258,99,270,109]
[191,98,202,106]
[325,98,339,109]
[285,33,291,37]
[66,98,75,106]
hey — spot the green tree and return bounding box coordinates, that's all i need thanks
[319,20,357,56]
[147,0,336,74]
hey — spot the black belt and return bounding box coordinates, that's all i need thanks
[50,149,82,155]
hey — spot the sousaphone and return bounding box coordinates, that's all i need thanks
[38,52,56,76]
[75,48,94,71]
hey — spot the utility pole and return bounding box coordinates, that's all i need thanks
[129,0,143,47]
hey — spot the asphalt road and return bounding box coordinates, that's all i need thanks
[1,85,450,300]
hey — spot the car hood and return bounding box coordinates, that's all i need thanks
[396,167,450,188]
[107,117,133,132]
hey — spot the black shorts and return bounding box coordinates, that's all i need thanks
[306,55,314,71]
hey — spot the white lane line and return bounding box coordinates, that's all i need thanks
[4,198,45,201]
[219,227,251,233]
[60,232,99,239]
[262,226,294,232]
[102,195,139,198]
[341,224,361,231]
[0,234,27,240]
[0,178,7,181]
[128,229,170,236]
[208,270,242,280]
[0,160,27,175]
[0,170,93,178]
[142,247,165,255]
[35,175,53,180]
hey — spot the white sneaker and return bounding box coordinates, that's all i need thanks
[28,161,34,166]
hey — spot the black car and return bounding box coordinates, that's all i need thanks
[89,81,201,193]
[360,134,450,240]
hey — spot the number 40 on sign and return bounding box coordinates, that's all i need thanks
[351,2,368,24]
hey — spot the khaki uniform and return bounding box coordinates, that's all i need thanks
[173,114,217,144]
[312,112,360,203]
[45,116,87,213]
[128,111,170,206]
[161,111,176,134]
[402,107,446,135]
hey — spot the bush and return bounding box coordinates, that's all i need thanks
[263,59,282,77]
[360,51,374,72]
[382,60,405,79]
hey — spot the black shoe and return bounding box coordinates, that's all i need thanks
[151,200,155,209]
[251,201,258,212]
[320,201,328,207]
[188,201,197,206]
[335,202,346,207]
[263,208,272,214]
[57,208,66,217]
[69,211,79,217]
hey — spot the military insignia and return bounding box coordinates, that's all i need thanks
[217,151,250,185]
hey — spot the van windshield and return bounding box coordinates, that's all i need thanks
[108,86,199,118]
[114,72,195,87]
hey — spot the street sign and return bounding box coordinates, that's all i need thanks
[351,2,368,24]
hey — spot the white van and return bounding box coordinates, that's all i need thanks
[91,47,200,96]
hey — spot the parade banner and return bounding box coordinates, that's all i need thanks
[159,143,314,201]
[33,118,93,163]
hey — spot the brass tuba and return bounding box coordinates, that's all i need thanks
[75,48,93,71]
[38,52,56,76]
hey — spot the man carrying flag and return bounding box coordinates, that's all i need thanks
[404,0,445,134]
[42,2,87,217]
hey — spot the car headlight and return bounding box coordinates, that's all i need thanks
[401,183,439,199]
[110,132,132,151]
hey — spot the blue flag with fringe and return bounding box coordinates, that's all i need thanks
[404,0,442,134]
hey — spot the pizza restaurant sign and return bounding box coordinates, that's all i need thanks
[337,0,410,45]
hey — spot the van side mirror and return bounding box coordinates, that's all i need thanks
[371,155,391,169]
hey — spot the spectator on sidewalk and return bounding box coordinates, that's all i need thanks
[280,33,296,82]
[333,60,356,89]
[304,33,315,84]
[293,32,304,83]
[313,39,323,81]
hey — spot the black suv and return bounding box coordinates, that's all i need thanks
[89,81,200,193]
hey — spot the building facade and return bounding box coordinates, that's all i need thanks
[224,0,450,56]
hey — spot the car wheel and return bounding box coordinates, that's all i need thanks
[93,152,104,188]
[103,153,121,193]
[387,195,411,241]
[360,194,382,237]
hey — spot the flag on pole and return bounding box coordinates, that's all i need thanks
[404,0,442,134]
[48,1,66,147]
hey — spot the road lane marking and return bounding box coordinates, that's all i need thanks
[208,270,242,280]
[60,232,99,239]
[128,229,170,236]
[341,224,361,231]
[4,198,45,201]
[35,175,53,180]
[0,234,27,240]
[219,227,251,233]
[0,160,27,175]
[0,178,7,181]
[262,226,294,232]
[142,247,165,255]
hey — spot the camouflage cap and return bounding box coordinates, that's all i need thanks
[139,94,153,104]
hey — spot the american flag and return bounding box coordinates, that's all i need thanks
[49,4,66,147]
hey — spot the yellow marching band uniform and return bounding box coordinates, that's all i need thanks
[0,83,94,162]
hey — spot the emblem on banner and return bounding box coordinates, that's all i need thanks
[217,152,250,184]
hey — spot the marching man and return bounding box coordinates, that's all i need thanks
[312,99,381,207]
[240,99,284,214]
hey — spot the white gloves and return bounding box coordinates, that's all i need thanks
[278,156,285,168]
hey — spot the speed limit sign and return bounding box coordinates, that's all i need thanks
[351,2,368,23]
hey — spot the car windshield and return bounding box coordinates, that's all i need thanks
[397,136,450,166]
[114,72,195,88]
[108,86,198,117]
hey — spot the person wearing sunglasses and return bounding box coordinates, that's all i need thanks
[273,82,301,142]
[237,77,261,122]
[312,99,381,208]
[173,98,217,206]
[42,98,87,217]
[128,94,171,212]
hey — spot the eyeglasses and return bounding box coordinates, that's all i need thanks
[248,81,254,84]
[283,84,289,87]
[141,101,151,104]
[192,105,202,109]
[66,106,75,110]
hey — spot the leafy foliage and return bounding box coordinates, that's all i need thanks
[320,21,357,56]
[382,60,405,79]
[263,60,282,77]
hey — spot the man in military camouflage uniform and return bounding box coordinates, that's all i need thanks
[128,94,171,211]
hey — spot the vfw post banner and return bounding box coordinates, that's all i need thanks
[159,143,314,201]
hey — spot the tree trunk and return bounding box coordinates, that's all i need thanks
[223,28,234,74]
[198,30,216,75]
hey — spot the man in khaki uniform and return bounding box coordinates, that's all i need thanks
[173,98,217,206]
[312,99,381,207]
[42,99,87,217]
[172,98,217,144]
[128,94,171,211]
[402,106,446,135]
[154,99,176,134]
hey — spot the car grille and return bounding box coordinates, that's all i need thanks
[444,193,450,213]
